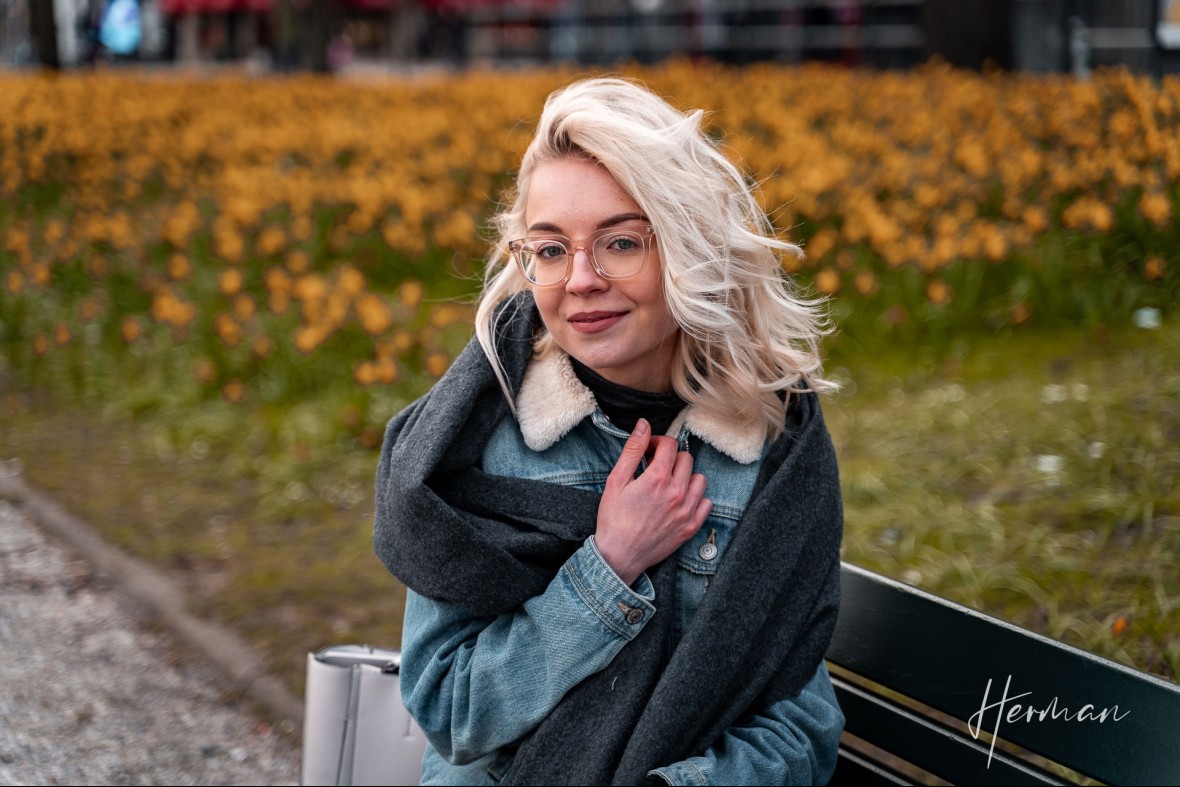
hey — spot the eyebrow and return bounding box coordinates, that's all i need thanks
[527,212,648,235]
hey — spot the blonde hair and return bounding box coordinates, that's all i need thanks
[475,76,835,443]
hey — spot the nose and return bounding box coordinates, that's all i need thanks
[564,247,607,294]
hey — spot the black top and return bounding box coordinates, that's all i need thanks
[570,357,687,437]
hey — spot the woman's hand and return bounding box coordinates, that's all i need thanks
[595,418,712,586]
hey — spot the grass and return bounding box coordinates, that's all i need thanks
[2,316,1177,696]
[827,320,1180,680]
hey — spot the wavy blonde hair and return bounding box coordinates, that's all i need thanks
[475,76,835,443]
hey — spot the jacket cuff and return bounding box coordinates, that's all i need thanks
[647,760,710,786]
[562,536,656,640]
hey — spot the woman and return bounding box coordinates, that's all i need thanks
[374,76,845,786]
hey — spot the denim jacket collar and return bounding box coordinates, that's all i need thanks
[516,348,766,464]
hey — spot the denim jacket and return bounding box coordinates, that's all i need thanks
[400,350,844,786]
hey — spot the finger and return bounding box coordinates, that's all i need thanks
[670,448,695,485]
[692,495,714,528]
[644,435,681,474]
[608,418,651,485]
[673,473,708,524]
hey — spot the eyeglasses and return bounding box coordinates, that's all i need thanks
[508,225,656,286]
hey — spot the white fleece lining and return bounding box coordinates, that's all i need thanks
[516,350,765,464]
[516,351,598,451]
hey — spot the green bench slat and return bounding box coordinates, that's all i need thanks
[826,563,1180,785]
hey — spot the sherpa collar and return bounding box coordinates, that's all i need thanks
[516,348,767,464]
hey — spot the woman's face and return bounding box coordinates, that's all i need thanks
[524,157,680,392]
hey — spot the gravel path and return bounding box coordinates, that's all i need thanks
[0,499,301,786]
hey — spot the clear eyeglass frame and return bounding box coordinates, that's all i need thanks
[508,225,656,286]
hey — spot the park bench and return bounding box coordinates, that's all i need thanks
[826,563,1180,785]
[304,562,1180,786]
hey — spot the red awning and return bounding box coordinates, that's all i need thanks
[158,0,405,14]
[341,0,397,11]
[158,0,271,13]
[414,0,560,10]
[157,0,556,14]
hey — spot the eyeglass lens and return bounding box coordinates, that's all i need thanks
[517,231,647,285]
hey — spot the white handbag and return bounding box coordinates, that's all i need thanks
[301,645,426,786]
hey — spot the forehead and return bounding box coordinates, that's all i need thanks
[524,158,642,230]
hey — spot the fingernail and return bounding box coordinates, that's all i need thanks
[634,418,649,436]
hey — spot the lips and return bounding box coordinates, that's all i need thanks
[567,311,627,333]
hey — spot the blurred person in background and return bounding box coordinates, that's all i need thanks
[374,76,845,786]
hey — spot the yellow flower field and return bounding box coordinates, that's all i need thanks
[2,61,1177,692]
[0,59,1176,403]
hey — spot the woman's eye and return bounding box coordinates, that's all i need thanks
[535,244,566,261]
[607,236,638,252]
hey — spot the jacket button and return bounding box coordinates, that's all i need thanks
[698,542,718,561]
[624,607,644,625]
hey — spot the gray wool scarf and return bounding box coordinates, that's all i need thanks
[374,292,843,786]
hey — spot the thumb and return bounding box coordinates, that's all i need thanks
[609,418,650,484]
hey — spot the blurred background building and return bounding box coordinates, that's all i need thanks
[3,0,1180,73]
